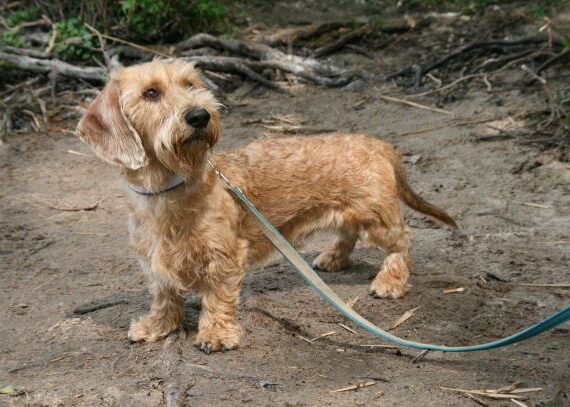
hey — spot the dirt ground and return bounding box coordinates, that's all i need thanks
[1,3,569,407]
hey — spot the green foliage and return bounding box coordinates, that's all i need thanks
[525,0,563,21]
[196,0,229,22]
[1,1,233,51]
[118,0,229,41]
[1,31,23,47]
[2,5,40,28]
[0,4,41,47]
[54,18,98,62]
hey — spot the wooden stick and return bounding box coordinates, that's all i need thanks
[441,387,525,400]
[515,201,551,209]
[521,283,570,288]
[330,381,376,394]
[464,392,490,407]
[346,296,360,309]
[0,51,105,81]
[67,149,90,157]
[84,23,170,58]
[48,201,99,212]
[509,388,543,394]
[443,287,465,294]
[390,306,420,330]
[315,25,371,58]
[379,95,454,115]
[296,331,336,344]
[309,331,336,343]
[338,323,357,334]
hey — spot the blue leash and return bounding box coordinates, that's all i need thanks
[208,160,570,352]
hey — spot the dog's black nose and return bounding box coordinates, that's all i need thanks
[184,108,210,129]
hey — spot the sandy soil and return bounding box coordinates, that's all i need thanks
[1,3,569,407]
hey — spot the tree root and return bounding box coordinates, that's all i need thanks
[387,36,564,86]
[0,31,360,89]
[0,50,105,81]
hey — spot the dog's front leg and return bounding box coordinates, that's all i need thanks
[195,261,244,354]
[128,284,183,342]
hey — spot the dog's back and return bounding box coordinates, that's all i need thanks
[215,133,456,229]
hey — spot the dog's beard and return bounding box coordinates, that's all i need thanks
[154,114,218,175]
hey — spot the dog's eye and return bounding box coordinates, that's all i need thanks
[143,88,160,100]
[185,82,194,90]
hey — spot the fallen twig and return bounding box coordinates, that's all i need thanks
[514,200,551,209]
[330,381,376,394]
[412,349,430,363]
[183,55,285,91]
[389,36,559,84]
[84,23,170,58]
[396,116,500,137]
[347,296,360,309]
[0,51,105,80]
[310,331,336,342]
[296,331,336,344]
[338,323,357,334]
[442,384,543,400]
[521,283,570,288]
[67,149,90,157]
[443,287,465,294]
[520,64,562,128]
[48,201,99,212]
[260,22,348,45]
[464,393,490,407]
[379,95,453,115]
[315,25,371,58]
[390,307,420,330]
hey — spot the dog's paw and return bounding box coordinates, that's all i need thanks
[194,327,240,354]
[128,317,177,343]
[313,250,350,273]
[368,276,408,300]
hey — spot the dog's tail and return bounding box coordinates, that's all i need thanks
[394,163,458,229]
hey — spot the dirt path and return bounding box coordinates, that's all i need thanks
[2,6,570,407]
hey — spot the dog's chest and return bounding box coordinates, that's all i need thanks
[127,195,211,273]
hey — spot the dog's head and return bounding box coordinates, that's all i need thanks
[76,59,220,174]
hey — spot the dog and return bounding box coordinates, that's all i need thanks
[76,59,457,353]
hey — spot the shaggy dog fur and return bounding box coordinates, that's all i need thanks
[76,60,457,353]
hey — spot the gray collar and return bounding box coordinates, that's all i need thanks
[128,173,185,196]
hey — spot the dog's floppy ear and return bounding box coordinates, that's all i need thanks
[77,80,147,169]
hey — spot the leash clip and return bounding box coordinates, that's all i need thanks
[206,158,244,195]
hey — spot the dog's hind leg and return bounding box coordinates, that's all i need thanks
[366,215,412,300]
[128,284,184,342]
[313,228,357,272]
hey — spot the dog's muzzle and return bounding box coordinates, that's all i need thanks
[184,108,210,129]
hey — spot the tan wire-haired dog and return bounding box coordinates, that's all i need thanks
[76,59,457,353]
